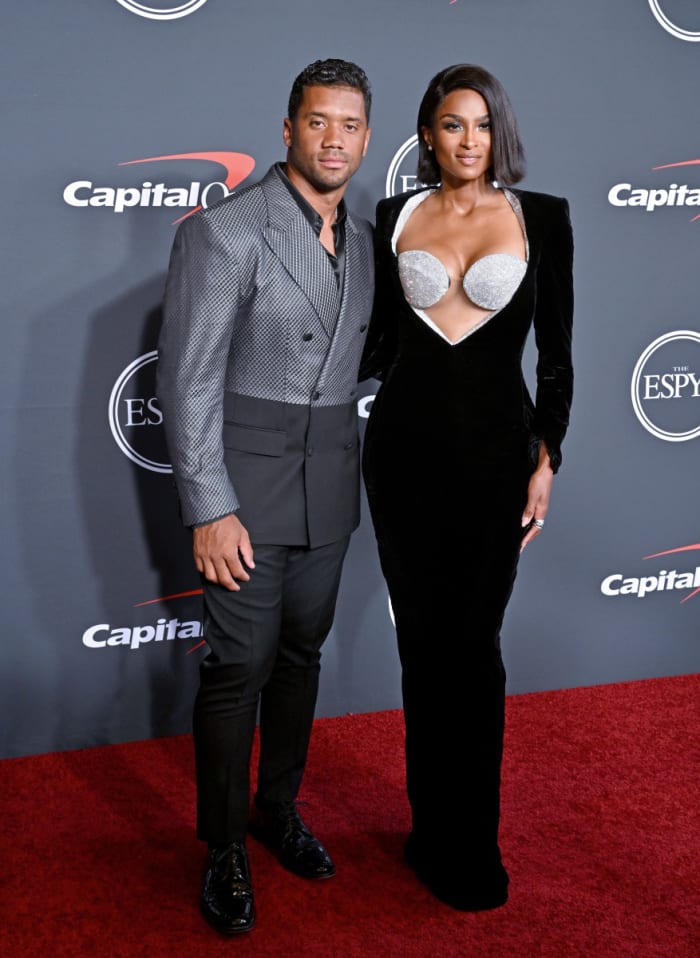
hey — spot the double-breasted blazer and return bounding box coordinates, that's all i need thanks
[157,164,374,546]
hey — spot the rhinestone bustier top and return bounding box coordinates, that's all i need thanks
[392,188,529,323]
[397,248,527,311]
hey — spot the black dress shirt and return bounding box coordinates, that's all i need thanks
[274,163,346,290]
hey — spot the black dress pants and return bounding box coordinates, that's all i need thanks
[193,537,350,844]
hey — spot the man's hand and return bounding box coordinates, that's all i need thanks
[193,514,255,591]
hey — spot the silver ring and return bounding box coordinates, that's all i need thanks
[534,518,545,529]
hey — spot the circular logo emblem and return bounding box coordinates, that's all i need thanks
[109,351,172,472]
[115,0,209,21]
[648,1,700,41]
[386,134,425,197]
[631,330,700,441]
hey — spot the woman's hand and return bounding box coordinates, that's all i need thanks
[520,442,554,551]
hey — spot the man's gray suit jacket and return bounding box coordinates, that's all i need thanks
[157,165,375,547]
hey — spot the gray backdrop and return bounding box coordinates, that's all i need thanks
[2,0,698,759]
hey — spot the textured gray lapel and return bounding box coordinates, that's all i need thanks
[316,214,372,390]
[261,168,340,336]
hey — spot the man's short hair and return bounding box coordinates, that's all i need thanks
[288,58,372,123]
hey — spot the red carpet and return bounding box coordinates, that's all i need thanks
[1,675,698,957]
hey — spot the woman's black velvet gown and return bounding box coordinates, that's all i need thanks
[362,188,573,910]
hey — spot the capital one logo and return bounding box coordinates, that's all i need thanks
[82,588,205,652]
[63,151,256,225]
[115,0,209,20]
[631,331,700,441]
[109,351,171,473]
[648,0,700,41]
[608,159,700,223]
[601,543,700,602]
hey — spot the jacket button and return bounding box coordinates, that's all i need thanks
[307,446,314,457]
[360,324,368,332]
[344,441,354,450]
[302,332,313,341]
[312,390,321,400]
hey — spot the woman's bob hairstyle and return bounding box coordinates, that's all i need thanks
[416,64,526,187]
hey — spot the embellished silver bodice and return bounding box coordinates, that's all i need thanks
[392,188,529,344]
[398,248,527,311]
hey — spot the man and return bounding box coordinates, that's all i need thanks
[157,59,373,935]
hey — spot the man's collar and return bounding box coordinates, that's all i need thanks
[273,162,347,234]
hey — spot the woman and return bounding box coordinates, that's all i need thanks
[362,64,573,911]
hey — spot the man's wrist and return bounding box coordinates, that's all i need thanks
[192,511,237,529]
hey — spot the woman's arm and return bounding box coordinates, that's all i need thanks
[358,200,400,382]
[521,196,574,548]
[531,196,574,474]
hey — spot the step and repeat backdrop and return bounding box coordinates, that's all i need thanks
[2,0,698,759]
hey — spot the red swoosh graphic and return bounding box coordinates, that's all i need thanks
[651,160,700,222]
[133,587,207,653]
[643,543,700,559]
[652,159,700,170]
[134,588,203,607]
[643,544,700,603]
[119,151,255,223]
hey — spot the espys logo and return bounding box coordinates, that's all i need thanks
[82,588,205,651]
[648,0,700,41]
[601,544,700,602]
[63,151,255,225]
[115,0,209,20]
[608,159,700,222]
[631,331,700,442]
[109,351,170,473]
[386,135,427,197]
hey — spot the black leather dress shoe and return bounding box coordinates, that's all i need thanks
[250,801,335,879]
[200,841,255,935]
